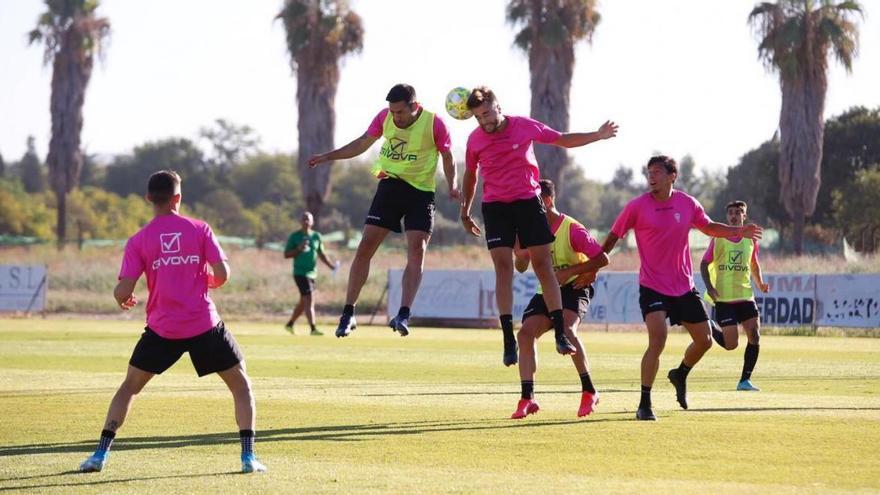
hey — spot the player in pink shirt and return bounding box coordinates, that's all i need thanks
[512,180,609,419]
[602,156,762,420]
[460,86,617,366]
[308,84,459,338]
[79,171,267,474]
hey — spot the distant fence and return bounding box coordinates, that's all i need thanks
[388,269,879,328]
[0,265,47,313]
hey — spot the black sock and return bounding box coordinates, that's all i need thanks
[521,380,534,400]
[97,429,115,453]
[239,429,255,457]
[711,325,725,347]
[639,385,652,409]
[549,309,564,337]
[500,314,514,341]
[398,306,411,319]
[677,362,692,379]
[343,304,355,317]
[741,343,760,382]
[579,372,596,394]
[309,323,317,333]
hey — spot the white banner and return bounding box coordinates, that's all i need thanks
[388,269,878,328]
[0,265,47,312]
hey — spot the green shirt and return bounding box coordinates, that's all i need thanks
[285,230,323,279]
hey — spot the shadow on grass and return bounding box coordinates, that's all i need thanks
[361,388,633,397]
[0,417,626,461]
[689,406,880,413]
[0,471,238,492]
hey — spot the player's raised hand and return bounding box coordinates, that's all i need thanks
[597,120,619,140]
[742,223,763,241]
[119,294,137,311]
[460,214,481,237]
[308,153,328,168]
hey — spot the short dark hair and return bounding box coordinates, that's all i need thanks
[726,200,748,213]
[386,83,416,105]
[646,155,678,175]
[147,170,181,205]
[466,86,498,110]
[539,179,556,200]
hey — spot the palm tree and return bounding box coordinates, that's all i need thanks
[29,0,109,249]
[277,0,363,224]
[506,0,600,188]
[749,0,862,254]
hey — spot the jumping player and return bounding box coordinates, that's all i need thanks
[309,83,458,338]
[602,156,762,420]
[79,171,267,473]
[700,200,770,391]
[511,179,609,419]
[460,85,617,367]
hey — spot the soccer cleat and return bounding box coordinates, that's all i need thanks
[241,453,268,474]
[335,314,357,338]
[502,337,518,367]
[510,399,540,419]
[554,332,577,356]
[667,368,689,410]
[388,315,410,337]
[577,392,599,417]
[737,379,760,391]
[79,451,108,473]
[310,328,324,336]
[284,322,294,334]
[635,407,657,421]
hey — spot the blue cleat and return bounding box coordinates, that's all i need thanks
[79,451,108,473]
[389,315,410,337]
[241,453,267,473]
[737,379,760,391]
[335,314,357,338]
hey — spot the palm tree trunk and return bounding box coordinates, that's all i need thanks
[55,191,67,249]
[295,59,338,227]
[778,73,826,255]
[528,40,574,189]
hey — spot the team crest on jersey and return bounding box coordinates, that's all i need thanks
[674,212,681,223]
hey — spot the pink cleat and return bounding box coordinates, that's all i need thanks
[577,392,599,417]
[510,399,540,419]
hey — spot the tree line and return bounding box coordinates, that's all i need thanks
[2,106,878,251]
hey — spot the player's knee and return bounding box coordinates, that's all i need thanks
[699,333,713,350]
[516,328,533,343]
[750,328,760,344]
[725,339,738,351]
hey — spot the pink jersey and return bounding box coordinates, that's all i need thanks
[119,213,226,339]
[611,191,712,296]
[702,237,760,264]
[552,214,604,258]
[466,116,562,203]
[366,107,451,152]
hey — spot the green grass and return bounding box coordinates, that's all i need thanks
[0,318,878,494]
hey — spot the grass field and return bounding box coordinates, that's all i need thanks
[0,318,878,494]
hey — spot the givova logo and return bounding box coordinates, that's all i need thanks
[718,250,748,272]
[380,137,418,161]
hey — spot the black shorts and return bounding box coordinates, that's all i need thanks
[521,284,594,323]
[482,196,555,250]
[293,274,315,295]
[129,322,243,377]
[714,300,759,326]
[365,178,435,234]
[639,286,708,326]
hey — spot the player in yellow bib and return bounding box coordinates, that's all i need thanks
[309,84,459,338]
[700,201,770,391]
[511,180,609,419]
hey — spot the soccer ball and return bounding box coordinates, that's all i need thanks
[445,87,472,120]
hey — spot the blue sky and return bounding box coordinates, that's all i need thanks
[1,0,878,182]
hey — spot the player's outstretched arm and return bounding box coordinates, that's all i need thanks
[308,133,379,168]
[208,261,230,289]
[555,252,610,285]
[441,150,460,200]
[113,277,138,310]
[699,222,763,241]
[552,120,618,149]
[601,232,620,255]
